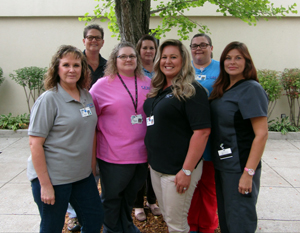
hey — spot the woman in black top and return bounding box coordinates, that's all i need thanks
[143,39,211,233]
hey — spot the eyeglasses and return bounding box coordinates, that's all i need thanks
[117,55,137,60]
[85,36,102,41]
[190,43,210,50]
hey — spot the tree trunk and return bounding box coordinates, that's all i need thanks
[115,0,151,45]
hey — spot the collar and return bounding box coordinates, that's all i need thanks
[143,67,154,79]
[192,60,213,72]
[57,83,87,104]
[83,50,106,66]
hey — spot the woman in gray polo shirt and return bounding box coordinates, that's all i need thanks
[27,45,103,232]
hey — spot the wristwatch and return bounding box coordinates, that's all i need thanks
[182,168,192,176]
[244,167,255,176]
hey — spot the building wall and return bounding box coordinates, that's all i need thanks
[0,0,299,119]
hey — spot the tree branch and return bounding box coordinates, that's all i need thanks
[150,0,200,14]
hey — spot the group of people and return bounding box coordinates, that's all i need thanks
[27,23,268,233]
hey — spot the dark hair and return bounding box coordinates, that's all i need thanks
[136,34,158,59]
[83,24,104,39]
[210,41,258,100]
[191,33,213,58]
[44,45,90,90]
[191,33,212,46]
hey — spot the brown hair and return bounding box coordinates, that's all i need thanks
[136,34,158,61]
[83,24,104,39]
[210,41,258,100]
[44,45,90,90]
[190,33,213,58]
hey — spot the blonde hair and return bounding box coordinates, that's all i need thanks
[104,41,144,79]
[148,39,196,100]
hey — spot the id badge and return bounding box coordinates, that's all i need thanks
[80,107,92,117]
[218,148,232,160]
[196,75,206,81]
[146,116,154,126]
[131,114,143,125]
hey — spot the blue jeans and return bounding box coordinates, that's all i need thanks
[31,173,104,233]
[98,159,148,233]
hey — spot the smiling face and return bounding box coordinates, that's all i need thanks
[83,29,104,53]
[139,40,156,64]
[58,53,82,88]
[190,36,212,66]
[160,45,182,80]
[224,49,245,79]
[116,47,137,77]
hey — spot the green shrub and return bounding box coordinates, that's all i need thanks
[0,113,30,131]
[9,66,47,113]
[258,69,282,119]
[0,67,4,86]
[281,68,300,127]
[268,116,299,135]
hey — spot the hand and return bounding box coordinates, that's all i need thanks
[41,183,55,205]
[238,172,253,195]
[92,166,97,177]
[174,170,191,194]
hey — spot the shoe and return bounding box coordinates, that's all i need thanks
[147,202,162,216]
[135,208,146,221]
[67,217,81,232]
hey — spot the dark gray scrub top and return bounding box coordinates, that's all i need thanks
[210,80,268,173]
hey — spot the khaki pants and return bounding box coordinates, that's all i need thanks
[150,161,203,233]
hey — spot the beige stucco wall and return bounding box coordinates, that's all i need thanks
[0,0,299,120]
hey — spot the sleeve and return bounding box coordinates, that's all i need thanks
[239,82,268,119]
[28,92,56,138]
[89,81,102,116]
[185,83,211,130]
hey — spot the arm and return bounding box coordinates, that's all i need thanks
[238,116,268,194]
[29,136,55,205]
[174,128,211,193]
[92,130,97,176]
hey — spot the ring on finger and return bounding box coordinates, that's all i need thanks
[245,191,249,194]
[183,187,187,190]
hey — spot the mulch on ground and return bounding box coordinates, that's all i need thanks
[63,207,221,233]
[62,181,221,233]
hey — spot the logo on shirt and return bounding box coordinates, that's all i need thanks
[86,103,94,108]
[141,86,150,90]
[165,93,173,98]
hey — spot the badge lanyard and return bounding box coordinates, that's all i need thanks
[196,67,206,81]
[79,98,92,117]
[117,73,138,114]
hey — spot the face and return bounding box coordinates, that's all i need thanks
[58,53,82,88]
[160,45,182,80]
[139,40,156,63]
[83,29,104,52]
[224,49,246,78]
[190,36,212,65]
[116,47,137,77]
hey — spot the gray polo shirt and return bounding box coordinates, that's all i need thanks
[27,83,97,185]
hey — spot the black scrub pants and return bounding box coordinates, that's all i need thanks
[215,168,261,233]
[98,159,148,233]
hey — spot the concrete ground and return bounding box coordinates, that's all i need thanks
[0,134,299,232]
